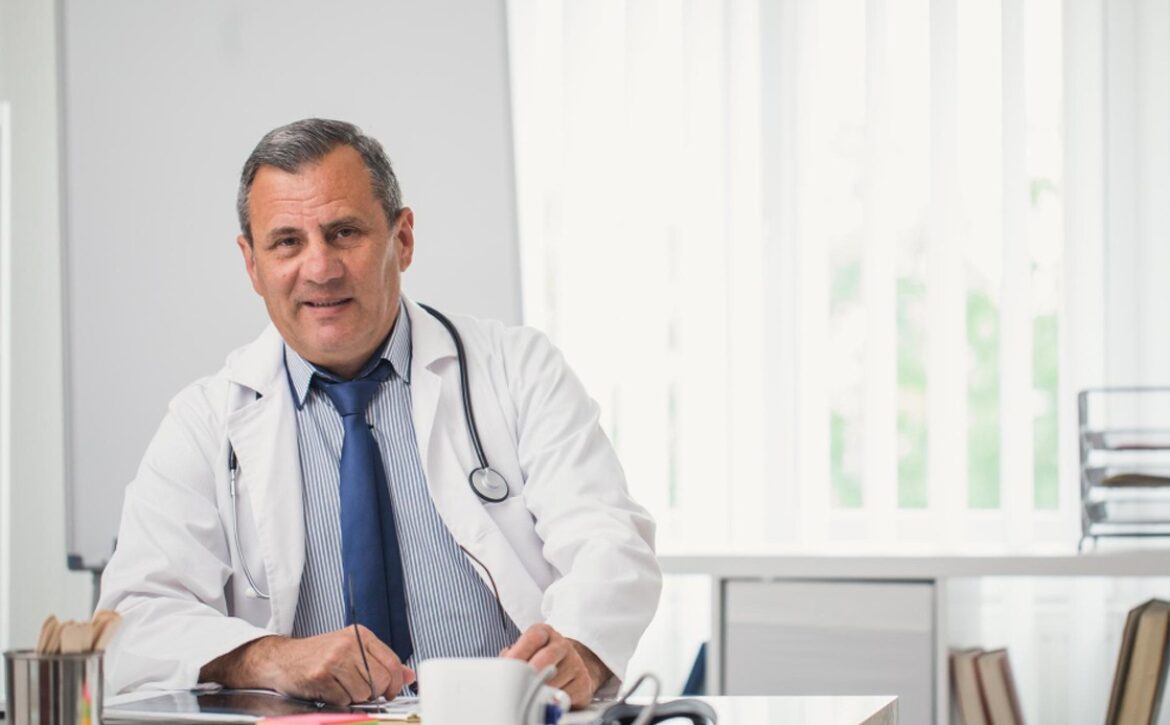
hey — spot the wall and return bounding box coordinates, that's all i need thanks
[0,0,94,670]
[1104,0,1170,388]
[58,0,521,570]
[0,0,519,668]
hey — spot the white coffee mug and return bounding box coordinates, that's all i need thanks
[419,657,571,725]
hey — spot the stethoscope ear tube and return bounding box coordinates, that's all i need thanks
[419,304,488,466]
[228,446,271,600]
[420,304,514,504]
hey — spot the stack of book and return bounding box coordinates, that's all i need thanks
[1107,599,1170,725]
[1080,388,1170,548]
[950,647,1025,725]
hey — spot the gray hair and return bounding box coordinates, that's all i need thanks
[237,118,402,244]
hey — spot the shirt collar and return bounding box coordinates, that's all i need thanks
[284,301,413,409]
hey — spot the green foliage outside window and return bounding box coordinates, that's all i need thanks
[968,288,1001,508]
[898,276,928,508]
[1033,314,1059,508]
[832,410,863,507]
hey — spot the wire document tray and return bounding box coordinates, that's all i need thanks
[1079,387,1170,551]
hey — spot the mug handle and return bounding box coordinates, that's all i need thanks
[520,665,558,724]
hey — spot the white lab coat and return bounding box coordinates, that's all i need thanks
[97,297,661,695]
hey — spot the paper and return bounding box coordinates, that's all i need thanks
[354,697,420,722]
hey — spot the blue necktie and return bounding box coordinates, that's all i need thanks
[316,361,413,662]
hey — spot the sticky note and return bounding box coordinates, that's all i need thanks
[258,715,377,725]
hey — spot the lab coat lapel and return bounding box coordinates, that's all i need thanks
[224,325,305,634]
[406,298,456,512]
[407,303,449,470]
[405,299,545,632]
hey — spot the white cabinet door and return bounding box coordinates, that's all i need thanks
[725,579,933,725]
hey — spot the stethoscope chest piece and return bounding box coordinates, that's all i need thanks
[470,467,510,503]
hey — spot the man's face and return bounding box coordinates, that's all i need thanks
[238,145,414,378]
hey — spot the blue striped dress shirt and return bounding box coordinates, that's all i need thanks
[286,302,520,668]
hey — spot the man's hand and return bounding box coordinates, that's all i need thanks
[199,627,415,706]
[500,623,611,708]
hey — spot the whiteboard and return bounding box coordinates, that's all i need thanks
[59,0,521,570]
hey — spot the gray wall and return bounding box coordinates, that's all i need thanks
[58,0,521,570]
[0,0,521,692]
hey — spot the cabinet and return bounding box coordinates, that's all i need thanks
[664,551,1170,725]
[724,580,933,725]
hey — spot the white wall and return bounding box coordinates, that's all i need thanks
[1104,0,1170,388]
[0,0,94,668]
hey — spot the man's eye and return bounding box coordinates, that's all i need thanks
[275,237,298,247]
[337,227,357,239]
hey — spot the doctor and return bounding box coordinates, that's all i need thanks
[97,119,661,708]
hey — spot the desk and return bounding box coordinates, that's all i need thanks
[564,696,898,724]
[97,695,898,725]
[95,692,898,720]
[663,550,1170,725]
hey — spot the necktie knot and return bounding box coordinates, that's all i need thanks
[316,360,394,418]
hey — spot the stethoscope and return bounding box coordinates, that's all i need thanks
[229,303,511,600]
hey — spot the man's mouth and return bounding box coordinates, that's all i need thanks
[303,298,352,309]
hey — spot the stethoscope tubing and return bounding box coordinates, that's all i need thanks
[229,448,271,599]
[416,303,491,472]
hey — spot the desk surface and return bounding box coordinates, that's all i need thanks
[564,696,898,725]
[660,549,1170,578]
[99,695,898,725]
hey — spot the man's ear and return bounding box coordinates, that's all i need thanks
[395,208,415,271]
[237,234,262,295]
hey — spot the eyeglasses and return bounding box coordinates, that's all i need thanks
[457,544,511,643]
[347,577,381,703]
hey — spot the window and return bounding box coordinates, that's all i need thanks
[508,0,1080,551]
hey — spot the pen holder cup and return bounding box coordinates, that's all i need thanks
[4,650,103,725]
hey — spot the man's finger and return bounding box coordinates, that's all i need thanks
[569,685,592,709]
[359,628,411,694]
[355,657,391,702]
[560,675,592,709]
[503,625,553,662]
[369,653,402,697]
[310,679,351,708]
[339,656,383,705]
[359,639,393,692]
[350,661,374,701]
[546,659,577,690]
[529,639,571,673]
[367,642,404,697]
[328,672,362,706]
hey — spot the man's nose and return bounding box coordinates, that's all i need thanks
[302,238,344,283]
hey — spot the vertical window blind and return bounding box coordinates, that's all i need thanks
[508,0,1082,552]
